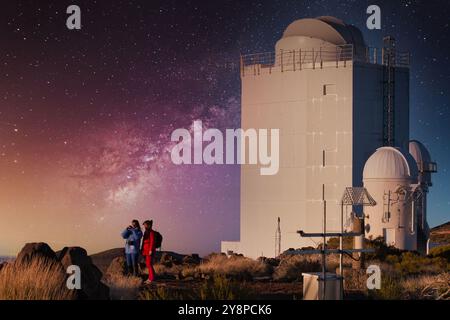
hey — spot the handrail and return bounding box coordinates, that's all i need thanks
[240,44,410,76]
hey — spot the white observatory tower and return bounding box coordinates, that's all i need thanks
[221,17,427,258]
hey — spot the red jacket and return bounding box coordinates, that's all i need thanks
[141,230,156,256]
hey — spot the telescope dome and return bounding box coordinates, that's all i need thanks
[276,16,366,55]
[363,147,418,181]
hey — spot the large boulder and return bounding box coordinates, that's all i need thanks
[105,256,126,277]
[57,247,110,300]
[89,248,125,274]
[15,242,58,265]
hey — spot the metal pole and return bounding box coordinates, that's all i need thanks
[339,202,343,275]
[312,48,315,69]
[293,50,296,72]
[299,49,302,70]
[322,199,327,300]
[340,202,344,300]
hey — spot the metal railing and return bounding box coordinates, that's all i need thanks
[240,44,410,76]
[364,46,410,67]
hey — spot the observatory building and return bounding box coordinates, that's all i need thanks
[221,17,436,258]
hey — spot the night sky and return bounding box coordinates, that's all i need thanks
[0,0,449,256]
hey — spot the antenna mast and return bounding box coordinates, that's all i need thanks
[275,217,281,257]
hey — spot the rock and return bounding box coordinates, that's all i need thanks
[160,253,173,267]
[105,256,127,277]
[159,252,183,267]
[89,248,124,274]
[58,247,110,300]
[15,242,58,265]
[182,254,201,265]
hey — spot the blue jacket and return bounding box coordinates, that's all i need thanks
[121,228,143,254]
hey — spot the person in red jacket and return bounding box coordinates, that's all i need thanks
[141,220,156,284]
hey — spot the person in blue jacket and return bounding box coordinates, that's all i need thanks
[121,219,143,276]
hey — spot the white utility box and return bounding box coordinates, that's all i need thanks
[302,272,343,300]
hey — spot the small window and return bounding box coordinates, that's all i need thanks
[322,150,326,167]
[323,84,337,96]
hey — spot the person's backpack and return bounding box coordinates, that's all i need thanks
[153,230,163,249]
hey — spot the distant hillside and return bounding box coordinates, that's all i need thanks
[0,256,14,263]
[90,248,190,274]
[90,248,124,274]
[430,221,450,245]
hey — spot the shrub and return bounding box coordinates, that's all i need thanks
[429,245,450,261]
[401,273,450,300]
[0,258,75,300]
[153,263,183,279]
[198,254,272,279]
[139,287,187,300]
[198,274,252,300]
[372,274,403,300]
[327,237,353,250]
[365,237,403,261]
[343,269,368,291]
[273,255,321,281]
[391,252,448,276]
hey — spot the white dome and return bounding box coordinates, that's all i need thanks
[409,140,431,167]
[276,16,366,58]
[363,147,418,181]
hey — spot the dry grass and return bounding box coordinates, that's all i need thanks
[401,273,450,300]
[198,255,272,279]
[153,263,183,278]
[273,255,321,281]
[198,274,252,300]
[0,258,75,300]
[139,274,252,300]
[149,254,272,280]
[104,274,142,300]
[343,270,368,291]
[139,286,188,300]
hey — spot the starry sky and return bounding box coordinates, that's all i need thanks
[0,0,449,256]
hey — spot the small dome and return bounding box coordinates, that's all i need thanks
[363,147,418,181]
[409,140,431,168]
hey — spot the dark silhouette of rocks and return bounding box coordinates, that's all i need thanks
[15,242,58,265]
[14,243,110,300]
[58,246,109,300]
